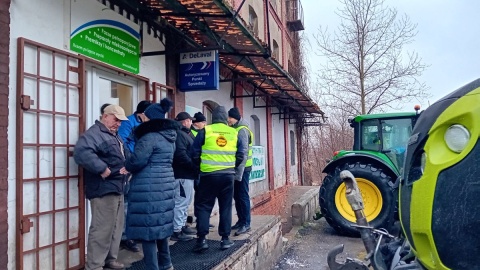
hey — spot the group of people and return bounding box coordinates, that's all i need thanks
[74,99,254,270]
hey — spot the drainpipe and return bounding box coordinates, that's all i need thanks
[264,0,272,55]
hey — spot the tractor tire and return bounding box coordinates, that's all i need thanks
[319,162,396,236]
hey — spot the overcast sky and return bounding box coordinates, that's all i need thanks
[303,0,480,111]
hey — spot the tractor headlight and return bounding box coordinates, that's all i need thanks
[444,124,470,153]
[420,152,427,173]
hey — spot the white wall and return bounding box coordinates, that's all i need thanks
[8,0,167,268]
[271,108,286,189]
[185,81,233,111]
[242,89,269,197]
[289,125,299,185]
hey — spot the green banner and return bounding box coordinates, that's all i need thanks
[250,146,266,182]
[71,20,139,74]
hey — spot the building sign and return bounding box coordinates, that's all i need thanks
[179,50,219,91]
[250,146,266,182]
[70,1,140,74]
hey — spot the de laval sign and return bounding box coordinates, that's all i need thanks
[179,50,219,92]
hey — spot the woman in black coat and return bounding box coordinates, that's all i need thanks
[125,98,178,270]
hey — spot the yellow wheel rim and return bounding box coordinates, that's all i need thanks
[334,178,383,223]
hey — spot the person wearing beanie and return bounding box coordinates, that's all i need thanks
[227,107,254,236]
[117,100,152,253]
[171,112,198,242]
[125,98,178,270]
[118,100,152,153]
[191,106,246,252]
[191,112,207,137]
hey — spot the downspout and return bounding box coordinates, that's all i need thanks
[264,0,272,54]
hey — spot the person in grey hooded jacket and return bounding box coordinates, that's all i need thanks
[125,98,177,270]
[191,106,246,252]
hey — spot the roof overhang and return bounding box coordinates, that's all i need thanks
[107,0,323,117]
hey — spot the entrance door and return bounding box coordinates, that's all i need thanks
[84,67,141,245]
[87,68,139,126]
[16,38,85,270]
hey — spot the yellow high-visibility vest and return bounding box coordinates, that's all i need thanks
[236,126,254,167]
[200,123,238,173]
[191,128,198,137]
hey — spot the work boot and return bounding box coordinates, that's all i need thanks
[170,231,194,242]
[182,225,197,235]
[104,261,125,269]
[220,238,234,250]
[234,225,251,236]
[120,240,140,252]
[231,223,242,230]
[193,238,209,253]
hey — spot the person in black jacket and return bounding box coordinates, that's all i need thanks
[171,112,198,241]
[74,104,129,270]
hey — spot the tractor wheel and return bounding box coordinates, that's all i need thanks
[319,162,396,236]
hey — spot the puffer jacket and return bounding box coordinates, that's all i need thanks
[74,120,126,199]
[125,119,178,241]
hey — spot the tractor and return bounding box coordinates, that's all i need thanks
[327,78,480,269]
[320,111,419,236]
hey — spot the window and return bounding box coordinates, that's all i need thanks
[251,115,260,145]
[272,39,279,60]
[248,6,258,36]
[290,130,296,165]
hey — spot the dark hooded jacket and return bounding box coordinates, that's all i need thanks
[231,117,252,180]
[74,120,126,199]
[192,106,246,176]
[173,125,198,180]
[125,118,178,241]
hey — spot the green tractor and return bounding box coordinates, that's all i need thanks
[320,111,419,236]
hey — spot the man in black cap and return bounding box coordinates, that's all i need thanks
[117,100,151,252]
[228,107,254,236]
[171,112,198,241]
[191,111,207,137]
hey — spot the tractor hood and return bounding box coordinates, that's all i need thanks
[401,78,480,270]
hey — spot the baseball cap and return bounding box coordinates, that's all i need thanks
[103,105,128,120]
[175,112,195,121]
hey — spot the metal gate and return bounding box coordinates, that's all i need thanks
[16,38,85,270]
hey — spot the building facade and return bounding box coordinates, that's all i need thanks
[3,0,322,269]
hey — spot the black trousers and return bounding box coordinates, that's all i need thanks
[194,173,234,238]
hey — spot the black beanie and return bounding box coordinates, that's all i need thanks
[193,112,206,123]
[136,100,152,114]
[228,107,241,121]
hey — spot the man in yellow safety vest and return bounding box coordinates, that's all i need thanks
[227,107,253,236]
[191,106,246,252]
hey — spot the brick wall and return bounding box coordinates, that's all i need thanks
[0,0,9,268]
[251,185,289,216]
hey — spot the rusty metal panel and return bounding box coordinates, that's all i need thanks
[152,82,176,118]
[16,37,85,270]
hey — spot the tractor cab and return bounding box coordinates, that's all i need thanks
[354,116,415,173]
[348,112,418,173]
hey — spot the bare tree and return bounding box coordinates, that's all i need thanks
[314,0,429,115]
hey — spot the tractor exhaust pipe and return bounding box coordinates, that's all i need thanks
[339,170,377,254]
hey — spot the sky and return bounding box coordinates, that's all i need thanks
[302,0,480,111]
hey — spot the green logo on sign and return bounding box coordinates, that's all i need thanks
[71,20,140,74]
